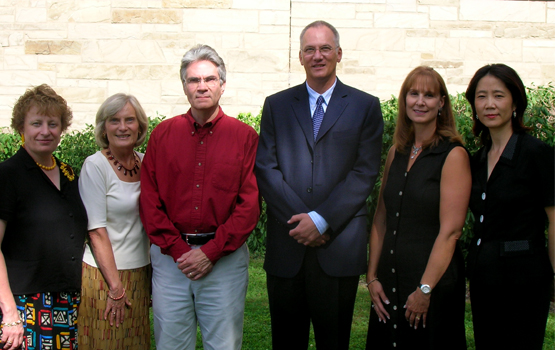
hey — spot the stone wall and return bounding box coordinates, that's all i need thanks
[0,0,553,129]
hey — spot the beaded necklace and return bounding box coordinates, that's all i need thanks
[106,149,140,177]
[36,155,57,170]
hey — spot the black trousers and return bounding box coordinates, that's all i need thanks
[267,248,360,350]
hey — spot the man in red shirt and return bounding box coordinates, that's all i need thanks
[139,44,260,350]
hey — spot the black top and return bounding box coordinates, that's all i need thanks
[368,139,466,350]
[468,132,554,283]
[0,147,88,294]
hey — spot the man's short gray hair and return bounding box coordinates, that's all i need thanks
[180,44,226,86]
[299,20,340,49]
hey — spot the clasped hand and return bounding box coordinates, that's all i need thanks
[288,213,329,247]
[177,249,213,281]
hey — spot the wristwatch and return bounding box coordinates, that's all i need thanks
[419,284,432,295]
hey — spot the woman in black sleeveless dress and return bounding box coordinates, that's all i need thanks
[366,66,470,350]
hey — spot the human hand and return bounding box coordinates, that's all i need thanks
[404,288,430,329]
[288,213,329,247]
[0,317,24,350]
[104,289,132,327]
[177,249,214,280]
[367,280,390,323]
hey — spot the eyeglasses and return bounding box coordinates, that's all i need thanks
[302,45,337,57]
[185,76,220,88]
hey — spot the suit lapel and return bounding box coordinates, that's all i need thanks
[315,79,348,143]
[291,84,314,149]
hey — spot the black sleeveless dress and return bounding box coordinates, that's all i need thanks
[366,140,467,350]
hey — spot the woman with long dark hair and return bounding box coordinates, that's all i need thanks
[465,63,554,349]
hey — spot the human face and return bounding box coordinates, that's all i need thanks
[474,74,515,134]
[104,102,140,151]
[299,26,342,89]
[183,60,225,114]
[405,83,444,127]
[21,105,62,161]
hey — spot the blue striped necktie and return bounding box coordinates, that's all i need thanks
[313,95,324,140]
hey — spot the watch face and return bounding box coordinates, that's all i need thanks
[420,284,431,294]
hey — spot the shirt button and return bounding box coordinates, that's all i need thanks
[209,131,213,134]
[195,207,198,210]
[393,324,397,329]
[482,192,486,200]
[198,163,202,166]
[399,191,403,196]
[390,250,394,254]
[396,212,399,217]
[404,172,407,177]
[71,256,75,261]
[191,131,195,135]
[70,234,74,239]
[307,187,312,193]
[393,230,396,235]
[392,268,395,273]
[194,229,198,233]
[393,342,397,347]
[480,215,484,223]
[69,212,73,217]
[200,141,204,145]
[393,305,397,310]
[477,238,481,246]
[392,288,396,292]
[196,184,200,188]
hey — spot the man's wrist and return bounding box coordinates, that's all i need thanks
[307,211,329,235]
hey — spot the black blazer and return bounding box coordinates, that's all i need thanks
[256,79,384,278]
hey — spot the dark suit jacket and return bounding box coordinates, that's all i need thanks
[256,79,384,278]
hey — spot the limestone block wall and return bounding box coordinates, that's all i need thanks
[0,0,553,129]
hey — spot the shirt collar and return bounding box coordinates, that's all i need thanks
[184,106,225,130]
[306,79,337,114]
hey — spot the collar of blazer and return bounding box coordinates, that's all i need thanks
[292,79,349,147]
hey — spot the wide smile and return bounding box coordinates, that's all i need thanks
[413,109,428,115]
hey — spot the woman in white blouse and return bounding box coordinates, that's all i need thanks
[77,94,151,350]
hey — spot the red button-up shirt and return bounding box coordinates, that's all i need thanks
[139,107,260,263]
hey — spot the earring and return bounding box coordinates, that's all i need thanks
[475,114,479,120]
[513,111,516,118]
[438,109,442,117]
[21,133,25,146]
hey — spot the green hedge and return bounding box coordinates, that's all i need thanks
[1,85,553,256]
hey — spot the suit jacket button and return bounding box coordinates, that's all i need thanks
[307,187,312,193]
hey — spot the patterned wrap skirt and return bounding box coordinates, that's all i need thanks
[77,262,151,350]
[0,291,80,350]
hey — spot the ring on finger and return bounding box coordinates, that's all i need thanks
[415,316,420,320]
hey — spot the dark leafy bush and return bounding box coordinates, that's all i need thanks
[1,85,553,256]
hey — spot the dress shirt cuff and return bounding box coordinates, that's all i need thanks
[308,211,329,235]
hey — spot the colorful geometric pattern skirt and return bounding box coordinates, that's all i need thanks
[77,262,151,350]
[0,291,80,350]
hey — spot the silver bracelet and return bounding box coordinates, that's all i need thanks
[365,278,379,287]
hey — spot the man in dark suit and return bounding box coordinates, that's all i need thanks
[255,20,384,350]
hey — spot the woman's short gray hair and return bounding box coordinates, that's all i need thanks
[180,44,226,86]
[94,93,149,149]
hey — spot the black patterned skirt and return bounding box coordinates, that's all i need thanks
[0,291,80,350]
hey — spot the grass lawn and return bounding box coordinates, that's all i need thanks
[150,256,555,349]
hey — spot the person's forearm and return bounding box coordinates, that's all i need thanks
[419,233,460,289]
[0,253,19,321]
[89,228,123,293]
